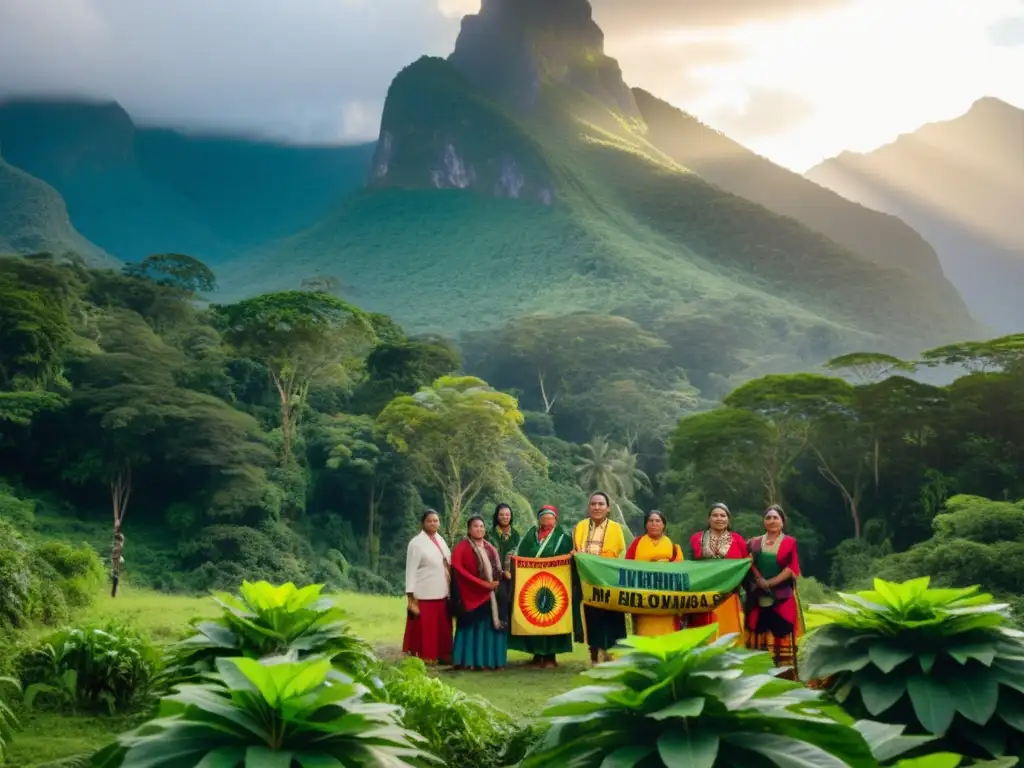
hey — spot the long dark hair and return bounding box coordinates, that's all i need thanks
[492,502,513,530]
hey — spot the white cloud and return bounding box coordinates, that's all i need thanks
[0,0,1019,169]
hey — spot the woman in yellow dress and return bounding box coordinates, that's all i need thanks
[572,491,628,664]
[624,510,684,636]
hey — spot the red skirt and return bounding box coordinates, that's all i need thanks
[402,598,453,663]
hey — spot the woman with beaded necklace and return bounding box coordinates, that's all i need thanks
[688,503,749,641]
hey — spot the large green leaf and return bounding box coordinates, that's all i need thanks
[946,668,1000,725]
[893,755,962,768]
[858,672,908,716]
[599,745,655,767]
[657,730,719,768]
[728,733,853,768]
[907,677,956,735]
[852,720,937,762]
[869,644,915,674]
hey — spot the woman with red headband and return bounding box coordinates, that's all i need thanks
[508,505,573,669]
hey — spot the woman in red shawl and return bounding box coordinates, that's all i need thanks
[450,515,507,670]
[688,503,749,642]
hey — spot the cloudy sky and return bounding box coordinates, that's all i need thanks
[1,0,1022,170]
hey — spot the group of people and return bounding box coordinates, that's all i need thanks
[403,492,803,673]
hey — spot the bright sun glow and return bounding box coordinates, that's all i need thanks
[608,0,1024,170]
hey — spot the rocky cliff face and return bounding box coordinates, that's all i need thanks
[367,56,556,203]
[367,0,640,200]
[448,0,639,119]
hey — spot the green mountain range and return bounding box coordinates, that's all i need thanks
[0,155,116,268]
[0,99,372,265]
[807,97,1024,333]
[0,0,994,384]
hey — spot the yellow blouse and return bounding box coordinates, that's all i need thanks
[574,518,626,558]
[633,534,683,563]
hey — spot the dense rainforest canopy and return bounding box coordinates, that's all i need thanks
[1,252,1023,620]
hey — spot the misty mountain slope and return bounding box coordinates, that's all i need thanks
[0,156,117,267]
[807,97,1024,332]
[632,89,963,296]
[134,131,374,248]
[0,99,373,264]
[225,0,980,358]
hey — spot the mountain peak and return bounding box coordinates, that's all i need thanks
[448,0,639,118]
[0,98,136,179]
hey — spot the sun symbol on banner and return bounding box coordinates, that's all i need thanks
[518,571,570,628]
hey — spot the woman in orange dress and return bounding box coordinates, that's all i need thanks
[688,503,749,642]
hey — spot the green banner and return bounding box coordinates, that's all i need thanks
[575,553,751,615]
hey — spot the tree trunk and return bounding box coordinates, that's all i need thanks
[538,371,557,414]
[873,438,880,492]
[110,465,131,597]
[368,483,380,573]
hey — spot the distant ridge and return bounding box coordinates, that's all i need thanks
[807,97,1024,332]
[0,154,116,267]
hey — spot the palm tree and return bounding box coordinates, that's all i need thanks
[574,436,624,496]
[613,446,651,499]
[575,437,651,535]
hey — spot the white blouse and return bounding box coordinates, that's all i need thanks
[405,530,451,600]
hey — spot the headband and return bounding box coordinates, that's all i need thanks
[538,505,558,519]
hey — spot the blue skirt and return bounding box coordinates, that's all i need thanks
[453,604,508,669]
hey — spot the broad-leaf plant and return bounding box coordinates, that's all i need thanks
[521,624,930,767]
[802,577,1024,760]
[164,581,379,689]
[91,656,439,767]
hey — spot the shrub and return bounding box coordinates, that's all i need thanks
[0,676,20,762]
[802,577,1024,761]
[33,540,105,607]
[18,623,159,714]
[164,580,378,689]
[521,625,932,767]
[382,657,539,767]
[91,657,438,767]
[0,518,103,629]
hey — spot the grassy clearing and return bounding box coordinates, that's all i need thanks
[6,585,589,766]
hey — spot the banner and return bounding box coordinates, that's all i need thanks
[575,553,750,615]
[511,555,574,636]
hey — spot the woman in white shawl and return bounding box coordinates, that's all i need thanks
[403,509,453,664]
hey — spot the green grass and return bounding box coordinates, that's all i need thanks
[4,586,590,766]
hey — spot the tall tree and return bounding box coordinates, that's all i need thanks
[324,414,395,572]
[61,310,276,593]
[214,291,375,464]
[122,253,217,296]
[376,376,545,539]
[462,313,670,414]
